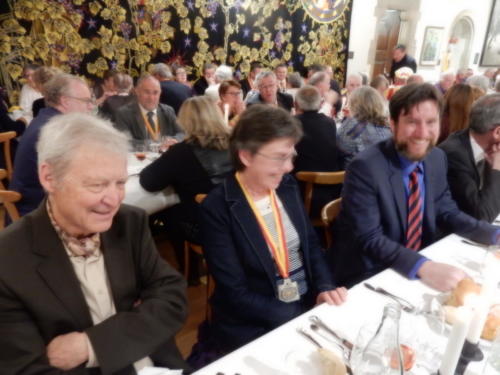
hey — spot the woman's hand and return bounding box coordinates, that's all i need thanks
[316,287,348,306]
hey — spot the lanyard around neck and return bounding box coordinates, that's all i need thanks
[143,112,159,141]
[235,172,290,278]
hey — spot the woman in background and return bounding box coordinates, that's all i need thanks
[140,96,232,284]
[337,86,391,167]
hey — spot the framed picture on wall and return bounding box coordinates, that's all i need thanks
[420,26,444,66]
[480,0,500,66]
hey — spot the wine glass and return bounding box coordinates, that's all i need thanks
[483,328,500,374]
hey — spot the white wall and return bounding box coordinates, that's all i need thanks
[346,0,495,83]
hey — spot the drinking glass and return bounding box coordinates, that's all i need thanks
[133,140,147,161]
[483,328,500,374]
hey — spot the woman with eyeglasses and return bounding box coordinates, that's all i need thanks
[218,80,245,127]
[190,104,347,364]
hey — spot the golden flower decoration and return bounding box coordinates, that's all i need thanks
[180,18,191,34]
[160,40,171,53]
[89,1,102,15]
[7,63,23,79]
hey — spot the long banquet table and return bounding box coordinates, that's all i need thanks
[193,233,500,375]
[123,153,180,215]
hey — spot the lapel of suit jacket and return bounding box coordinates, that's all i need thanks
[384,140,407,232]
[100,221,136,312]
[32,204,94,329]
[460,129,481,183]
[132,102,148,140]
[156,105,168,135]
[225,176,278,287]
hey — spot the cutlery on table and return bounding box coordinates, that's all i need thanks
[308,315,354,351]
[460,239,491,249]
[297,327,353,375]
[363,283,416,313]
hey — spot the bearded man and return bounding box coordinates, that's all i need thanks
[327,83,500,291]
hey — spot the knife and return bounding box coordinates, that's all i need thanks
[363,283,415,313]
[308,315,354,351]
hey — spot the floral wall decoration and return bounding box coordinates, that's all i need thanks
[0,0,352,100]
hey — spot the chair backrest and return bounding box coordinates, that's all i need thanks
[321,197,342,249]
[0,190,22,228]
[0,131,17,181]
[0,169,6,190]
[295,171,345,215]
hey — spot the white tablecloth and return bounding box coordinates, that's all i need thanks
[194,233,500,375]
[123,153,180,215]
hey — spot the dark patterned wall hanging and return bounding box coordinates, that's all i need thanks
[0,0,352,98]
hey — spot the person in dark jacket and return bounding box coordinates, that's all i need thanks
[389,44,417,82]
[293,85,341,217]
[140,96,232,284]
[195,104,347,360]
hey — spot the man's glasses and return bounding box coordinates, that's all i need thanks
[256,150,297,165]
[226,91,242,96]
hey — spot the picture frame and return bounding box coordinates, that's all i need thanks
[420,26,444,66]
[480,0,500,66]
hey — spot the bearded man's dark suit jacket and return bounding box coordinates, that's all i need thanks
[439,129,500,223]
[0,203,188,374]
[328,138,499,287]
[114,101,182,141]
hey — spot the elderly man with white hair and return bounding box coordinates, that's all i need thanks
[245,71,294,111]
[11,73,95,217]
[435,71,455,94]
[204,64,233,101]
[0,113,188,374]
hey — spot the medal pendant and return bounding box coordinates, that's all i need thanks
[278,278,300,303]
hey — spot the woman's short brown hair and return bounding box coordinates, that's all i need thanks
[219,80,241,97]
[230,104,302,171]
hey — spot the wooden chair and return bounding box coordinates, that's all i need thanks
[0,189,21,228]
[321,198,342,249]
[183,194,214,318]
[295,171,345,226]
[0,169,7,190]
[0,131,17,181]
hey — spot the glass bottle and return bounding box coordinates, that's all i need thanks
[354,303,403,375]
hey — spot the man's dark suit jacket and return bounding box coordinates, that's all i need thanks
[294,110,341,217]
[10,106,60,216]
[159,80,192,115]
[114,101,182,141]
[192,76,209,96]
[0,203,188,374]
[389,54,417,81]
[328,138,498,287]
[246,91,294,112]
[439,129,500,222]
[201,174,335,352]
[98,94,135,124]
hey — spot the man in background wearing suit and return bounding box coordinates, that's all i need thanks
[0,113,188,374]
[114,74,183,142]
[152,63,192,115]
[246,71,294,112]
[440,93,500,222]
[328,84,499,291]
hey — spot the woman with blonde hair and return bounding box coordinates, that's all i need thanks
[140,96,232,284]
[337,86,391,167]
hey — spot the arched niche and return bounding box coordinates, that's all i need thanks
[446,15,474,71]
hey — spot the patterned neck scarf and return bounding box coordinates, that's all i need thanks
[46,200,100,258]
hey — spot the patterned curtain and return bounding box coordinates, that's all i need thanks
[0,0,352,100]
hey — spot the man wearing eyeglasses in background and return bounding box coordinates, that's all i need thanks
[11,73,95,217]
[246,71,294,112]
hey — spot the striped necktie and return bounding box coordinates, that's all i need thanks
[406,168,423,251]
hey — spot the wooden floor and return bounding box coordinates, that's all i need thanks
[155,233,207,359]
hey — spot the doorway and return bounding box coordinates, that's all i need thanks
[372,9,401,78]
